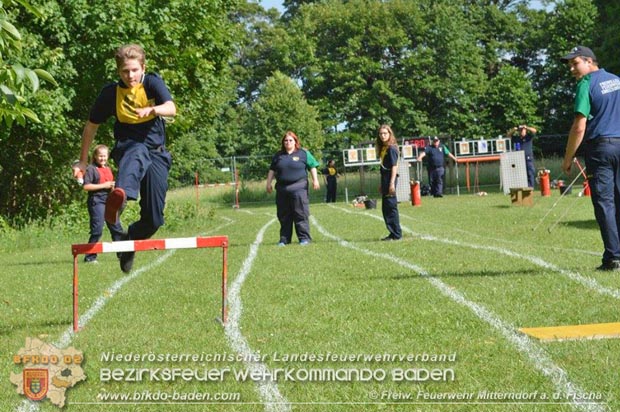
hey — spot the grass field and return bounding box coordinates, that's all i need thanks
[2,184,619,412]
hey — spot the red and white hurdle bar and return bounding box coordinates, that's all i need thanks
[71,236,229,332]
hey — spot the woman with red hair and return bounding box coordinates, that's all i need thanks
[266,131,320,245]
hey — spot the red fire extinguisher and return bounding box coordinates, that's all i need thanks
[411,180,421,206]
[582,181,591,196]
[539,170,551,197]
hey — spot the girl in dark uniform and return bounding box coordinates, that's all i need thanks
[376,125,402,240]
[82,145,125,263]
[266,131,320,245]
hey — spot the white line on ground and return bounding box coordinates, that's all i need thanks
[16,219,235,412]
[312,215,607,412]
[338,206,620,300]
[400,213,600,256]
[16,251,178,412]
[224,218,290,412]
[55,250,176,348]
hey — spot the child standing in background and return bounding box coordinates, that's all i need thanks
[376,124,402,241]
[82,144,125,263]
[322,159,338,203]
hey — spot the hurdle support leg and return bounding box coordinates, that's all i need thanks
[73,254,79,332]
[222,243,228,325]
[71,236,229,333]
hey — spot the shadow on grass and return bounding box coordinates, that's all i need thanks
[4,257,72,267]
[0,318,70,336]
[562,219,598,230]
[390,268,542,280]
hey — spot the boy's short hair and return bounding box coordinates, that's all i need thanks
[115,44,146,68]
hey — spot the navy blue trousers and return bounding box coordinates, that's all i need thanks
[382,194,402,239]
[276,183,311,243]
[585,138,620,263]
[429,166,444,196]
[113,140,172,240]
[526,156,536,188]
[85,197,125,261]
[325,180,337,203]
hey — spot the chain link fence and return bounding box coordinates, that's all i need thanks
[178,138,567,208]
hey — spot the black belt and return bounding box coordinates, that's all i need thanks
[586,137,620,145]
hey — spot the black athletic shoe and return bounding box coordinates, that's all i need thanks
[118,231,134,273]
[596,260,620,271]
[381,236,395,241]
[120,251,135,273]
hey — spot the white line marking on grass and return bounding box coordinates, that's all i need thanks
[312,216,607,412]
[400,213,600,256]
[55,250,176,348]
[236,209,260,215]
[15,251,176,412]
[224,218,290,412]
[337,206,620,301]
[16,219,235,412]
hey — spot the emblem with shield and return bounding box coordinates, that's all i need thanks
[23,369,48,401]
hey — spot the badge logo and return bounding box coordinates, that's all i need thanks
[23,369,48,401]
[11,338,86,408]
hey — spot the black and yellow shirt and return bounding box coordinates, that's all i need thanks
[89,73,173,149]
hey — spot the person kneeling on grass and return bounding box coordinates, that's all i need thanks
[73,44,176,273]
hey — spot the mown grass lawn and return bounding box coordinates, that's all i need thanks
[2,187,618,412]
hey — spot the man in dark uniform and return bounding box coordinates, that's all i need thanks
[416,137,457,197]
[73,44,176,273]
[561,45,620,271]
[507,124,538,188]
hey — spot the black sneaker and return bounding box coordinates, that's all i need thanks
[596,260,620,271]
[381,236,395,241]
[120,251,135,273]
[118,231,134,273]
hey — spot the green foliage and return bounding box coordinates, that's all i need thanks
[284,0,518,142]
[0,0,612,229]
[536,0,598,135]
[594,0,620,75]
[0,3,57,126]
[242,71,324,178]
[485,65,541,133]
[0,0,238,224]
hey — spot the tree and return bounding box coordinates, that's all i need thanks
[289,0,507,141]
[485,65,541,133]
[593,0,620,75]
[243,71,323,178]
[0,1,65,224]
[0,2,56,126]
[1,0,238,224]
[536,0,597,135]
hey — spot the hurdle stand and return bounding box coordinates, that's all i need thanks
[71,236,228,332]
